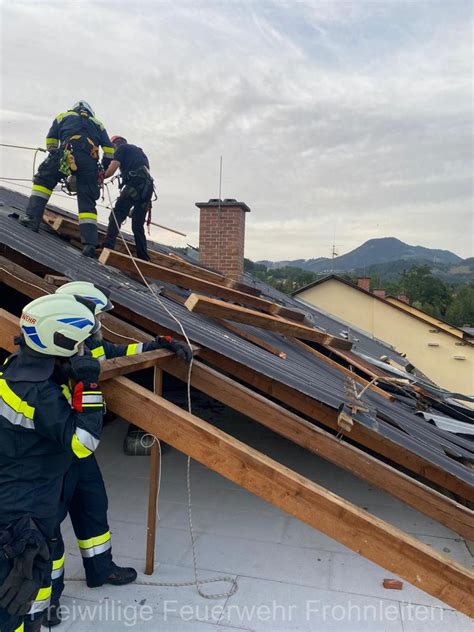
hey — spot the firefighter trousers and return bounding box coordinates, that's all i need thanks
[103,178,153,261]
[50,456,112,605]
[25,151,100,247]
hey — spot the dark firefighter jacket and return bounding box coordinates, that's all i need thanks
[85,337,157,362]
[0,348,104,539]
[45,111,115,168]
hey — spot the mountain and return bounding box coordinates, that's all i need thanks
[258,238,462,273]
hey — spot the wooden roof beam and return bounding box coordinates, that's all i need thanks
[0,256,471,502]
[0,308,199,381]
[101,375,474,616]
[185,293,352,349]
[98,248,311,323]
[162,355,473,541]
[2,305,471,540]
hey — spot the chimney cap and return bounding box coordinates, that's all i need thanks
[196,199,251,213]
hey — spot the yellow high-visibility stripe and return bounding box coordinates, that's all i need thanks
[78,212,97,220]
[102,146,114,155]
[77,531,111,550]
[91,116,105,130]
[71,433,92,459]
[28,583,52,614]
[32,184,53,196]
[52,554,65,571]
[35,586,52,602]
[126,343,138,356]
[0,379,35,418]
[46,137,59,147]
[91,346,105,359]
[61,383,72,401]
[56,111,79,122]
[14,624,24,632]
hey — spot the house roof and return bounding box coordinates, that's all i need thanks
[0,187,472,487]
[293,274,473,345]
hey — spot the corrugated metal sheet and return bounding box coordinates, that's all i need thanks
[0,187,472,483]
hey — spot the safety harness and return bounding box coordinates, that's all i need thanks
[121,165,157,232]
[59,111,102,194]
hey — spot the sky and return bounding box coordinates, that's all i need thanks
[1,0,473,261]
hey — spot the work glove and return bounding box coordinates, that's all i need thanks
[69,355,104,413]
[69,354,101,385]
[0,519,50,616]
[154,336,193,364]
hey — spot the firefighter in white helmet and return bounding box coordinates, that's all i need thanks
[44,281,192,627]
[0,294,104,632]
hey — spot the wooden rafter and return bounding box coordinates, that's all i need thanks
[99,248,311,324]
[162,356,473,541]
[100,375,474,616]
[2,304,472,612]
[0,257,472,502]
[185,293,351,349]
[200,349,474,502]
[43,208,262,296]
[0,280,471,539]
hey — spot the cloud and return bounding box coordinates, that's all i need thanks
[1,0,472,259]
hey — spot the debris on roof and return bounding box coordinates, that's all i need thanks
[0,186,473,616]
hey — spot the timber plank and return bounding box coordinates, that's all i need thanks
[101,375,474,617]
[0,259,472,502]
[48,214,263,297]
[2,305,470,540]
[0,309,198,381]
[186,293,351,349]
[99,249,310,324]
[200,349,474,502]
[162,356,474,541]
[1,305,471,612]
[81,294,474,502]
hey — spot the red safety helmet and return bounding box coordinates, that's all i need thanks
[110,135,127,146]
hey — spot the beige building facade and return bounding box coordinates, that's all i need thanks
[294,276,473,396]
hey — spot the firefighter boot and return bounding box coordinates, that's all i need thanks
[82,245,96,258]
[19,215,41,232]
[87,562,137,588]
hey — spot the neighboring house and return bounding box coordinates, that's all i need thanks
[293,275,474,396]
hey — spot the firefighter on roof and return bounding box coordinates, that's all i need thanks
[0,294,104,632]
[102,135,154,261]
[20,101,114,258]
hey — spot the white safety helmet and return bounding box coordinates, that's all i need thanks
[20,294,99,357]
[55,281,113,315]
[72,100,95,117]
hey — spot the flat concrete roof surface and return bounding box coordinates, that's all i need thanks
[57,396,473,632]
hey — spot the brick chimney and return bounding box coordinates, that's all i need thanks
[398,292,409,304]
[373,288,386,299]
[357,277,371,292]
[196,198,251,279]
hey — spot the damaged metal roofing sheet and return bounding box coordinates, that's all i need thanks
[0,189,472,484]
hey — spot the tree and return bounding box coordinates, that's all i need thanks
[398,265,451,318]
[446,282,474,326]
